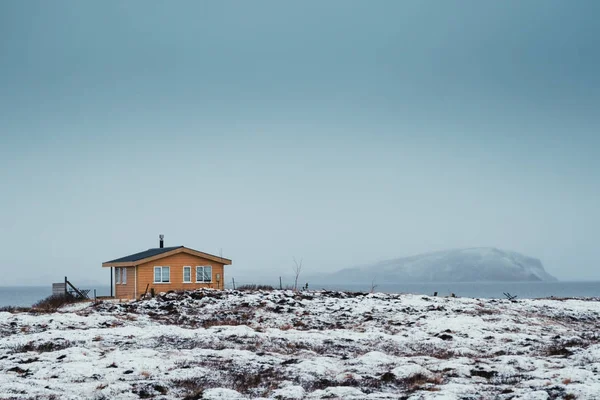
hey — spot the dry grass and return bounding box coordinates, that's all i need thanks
[201,318,247,329]
[544,340,584,357]
[236,284,275,291]
[10,339,73,354]
[403,373,444,391]
[32,294,86,312]
[0,306,31,313]
[173,378,206,400]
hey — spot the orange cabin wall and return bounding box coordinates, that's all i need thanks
[112,252,226,299]
[114,267,135,300]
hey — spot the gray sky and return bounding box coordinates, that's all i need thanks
[1,1,599,286]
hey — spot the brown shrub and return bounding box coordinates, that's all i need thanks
[0,306,31,313]
[403,373,443,391]
[11,339,73,354]
[32,294,86,312]
[237,284,275,291]
[545,344,575,357]
[201,318,245,329]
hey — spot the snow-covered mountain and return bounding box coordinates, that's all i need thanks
[328,247,557,283]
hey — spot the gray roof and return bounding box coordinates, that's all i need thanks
[105,246,183,263]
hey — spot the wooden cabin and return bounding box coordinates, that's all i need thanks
[102,236,232,300]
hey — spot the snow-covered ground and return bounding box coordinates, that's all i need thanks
[1,289,600,399]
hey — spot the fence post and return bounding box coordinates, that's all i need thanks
[279,276,282,290]
[232,277,236,290]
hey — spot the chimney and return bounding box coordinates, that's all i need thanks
[159,234,164,248]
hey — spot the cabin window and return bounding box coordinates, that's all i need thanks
[154,266,170,283]
[196,266,212,283]
[115,268,126,285]
[183,266,191,283]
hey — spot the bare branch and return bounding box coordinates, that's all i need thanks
[370,277,378,293]
[292,257,303,291]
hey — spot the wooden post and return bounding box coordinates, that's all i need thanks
[232,277,236,290]
[94,289,97,303]
[64,276,68,297]
[110,268,113,297]
[279,276,282,290]
[66,279,86,299]
[142,283,149,300]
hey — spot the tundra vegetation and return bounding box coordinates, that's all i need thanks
[1,288,599,399]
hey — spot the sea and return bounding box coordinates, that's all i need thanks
[1,281,599,308]
[0,286,112,308]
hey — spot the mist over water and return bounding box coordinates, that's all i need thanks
[1,2,599,285]
[0,286,111,308]
[2,282,599,308]
[310,281,600,299]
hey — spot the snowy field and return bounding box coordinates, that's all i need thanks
[1,289,600,399]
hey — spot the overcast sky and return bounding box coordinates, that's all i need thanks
[1,1,599,286]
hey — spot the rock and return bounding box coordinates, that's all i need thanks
[326,247,557,283]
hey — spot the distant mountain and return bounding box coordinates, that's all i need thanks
[326,248,557,283]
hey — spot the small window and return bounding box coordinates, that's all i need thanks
[154,266,170,283]
[115,268,121,284]
[162,266,170,283]
[183,266,191,283]
[122,268,127,284]
[196,266,212,283]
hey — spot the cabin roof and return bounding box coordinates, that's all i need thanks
[102,246,232,267]
[105,246,184,263]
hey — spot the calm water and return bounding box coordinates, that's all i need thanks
[309,281,600,299]
[1,282,599,307]
[0,286,112,307]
